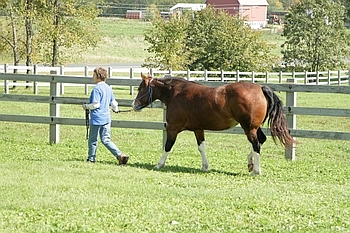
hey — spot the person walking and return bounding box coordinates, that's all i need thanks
[82,67,129,165]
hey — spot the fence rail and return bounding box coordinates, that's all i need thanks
[1,64,349,95]
[0,71,349,160]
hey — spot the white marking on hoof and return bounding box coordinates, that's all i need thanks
[202,164,210,172]
[247,151,254,172]
[247,150,262,175]
[198,141,210,172]
[154,163,164,170]
[250,170,262,176]
[155,151,169,170]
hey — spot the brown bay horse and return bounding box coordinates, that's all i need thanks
[132,73,295,175]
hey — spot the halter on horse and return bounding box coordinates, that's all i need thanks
[132,73,295,175]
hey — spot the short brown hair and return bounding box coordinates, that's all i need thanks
[93,67,108,81]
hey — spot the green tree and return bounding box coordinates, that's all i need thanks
[35,0,101,66]
[143,12,192,70]
[267,0,284,11]
[280,0,300,9]
[24,0,34,72]
[187,7,276,71]
[338,0,350,20]
[281,0,350,72]
[0,1,26,67]
[0,0,101,67]
[144,7,277,71]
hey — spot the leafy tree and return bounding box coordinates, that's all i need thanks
[280,0,300,9]
[281,0,350,72]
[187,8,276,71]
[0,0,101,67]
[267,0,284,12]
[338,0,350,20]
[144,7,277,71]
[0,1,26,68]
[143,12,192,70]
[35,0,101,66]
[23,0,34,72]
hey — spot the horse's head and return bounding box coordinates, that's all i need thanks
[132,73,156,111]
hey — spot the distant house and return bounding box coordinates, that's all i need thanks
[170,3,206,14]
[205,0,268,29]
[125,10,143,19]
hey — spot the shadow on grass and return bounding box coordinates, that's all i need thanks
[125,162,242,176]
[65,158,243,176]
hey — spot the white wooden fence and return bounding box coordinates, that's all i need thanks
[0,71,349,160]
[1,64,349,95]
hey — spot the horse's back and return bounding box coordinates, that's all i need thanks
[165,80,267,131]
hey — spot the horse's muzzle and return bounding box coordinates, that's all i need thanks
[131,100,143,111]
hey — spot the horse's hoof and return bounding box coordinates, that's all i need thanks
[201,166,210,172]
[250,170,262,176]
[248,164,254,172]
[154,164,164,170]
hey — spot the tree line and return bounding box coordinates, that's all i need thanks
[0,0,101,68]
[143,0,350,72]
[1,0,349,73]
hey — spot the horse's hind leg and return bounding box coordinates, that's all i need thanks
[245,128,263,176]
[257,127,267,145]
[194,130,209,172]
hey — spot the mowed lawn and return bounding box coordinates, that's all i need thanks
[0,85,349,232]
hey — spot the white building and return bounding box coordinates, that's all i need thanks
[170,3,206,14]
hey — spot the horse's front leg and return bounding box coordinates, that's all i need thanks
[154,130,178,170]
[194,130,209,172]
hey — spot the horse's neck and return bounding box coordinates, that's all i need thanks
[157,79,179,105]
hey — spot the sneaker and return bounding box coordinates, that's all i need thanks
[117,154,129,165]
[86,159,95,163]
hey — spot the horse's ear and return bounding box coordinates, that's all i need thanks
[141,73,148,80]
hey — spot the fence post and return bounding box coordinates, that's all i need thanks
[84,66,89,95]
[49,71,60,144]
[327,70,331,85]
[129,68,134,95]
[236,70,240,82]
[279,71,282,83]
[4,64,9,94]
[251,71,255,83]
[348,69,350,86]
[187,70,190,80]
[204,70,207,81]
[33,65,38,94]
[285,78,297,160]
[60,66,64,95]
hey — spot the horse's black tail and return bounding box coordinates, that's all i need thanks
[261,85,295,148]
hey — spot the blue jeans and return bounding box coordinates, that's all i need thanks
[87,123,122,161]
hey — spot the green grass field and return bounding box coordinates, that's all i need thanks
[1,18,287,65]
[1,16,350,233]
[0,85,349,232]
